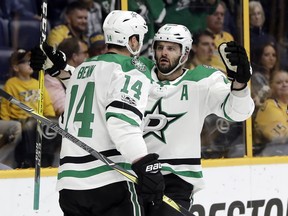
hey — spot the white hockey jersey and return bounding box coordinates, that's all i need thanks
[57,54,153,191]
[143,65,255,192]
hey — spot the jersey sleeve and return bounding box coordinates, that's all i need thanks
[207,71,255,121]
[105,63,151,162]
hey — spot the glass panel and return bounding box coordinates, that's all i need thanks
[201,115,246,159]
[250,0,288,157]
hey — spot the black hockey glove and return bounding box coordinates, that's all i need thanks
[41,42,67,77]
[30,46,46,72]
[30,42,67,77]
[219,41,252,84]
[132,153,164,206]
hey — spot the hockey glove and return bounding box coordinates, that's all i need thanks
[30,42,67,77]
[30,46,46,72]
[218,41,252,84]
[41,42,67,77]
[132,153,164,206]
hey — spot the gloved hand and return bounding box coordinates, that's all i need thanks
[218,41,252,84]
[30,45,46,72]
[132,153,164,206]
[30,41,67,77]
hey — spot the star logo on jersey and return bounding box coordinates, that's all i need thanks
[143,98,186,144]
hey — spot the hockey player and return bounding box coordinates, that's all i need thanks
[31,23,254,216]
[31,10,164,216]
[141,24,254,215]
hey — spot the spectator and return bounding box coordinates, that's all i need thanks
[249,1,276,56]
[77,0,102,37]
[0,120,22,168]
[0,49,56,168]
[251,42,278,112]
[58,37,88,67]
[254,70,288,154]
[185,30,215,69]
[88,32,107,57]
[206,1,234,72]
[44,37,88,116]
[47,1,88,47]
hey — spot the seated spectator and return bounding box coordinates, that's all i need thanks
[44,37,88,116]
[249,1,276,55]
[185,30,215,69]
[251,42,278,113]
[254,70,288,155]
[47,1,88,47]
[58,37,88,67]
[88,32,107,57]
[0,49,57,168]
[206,1,234,72]
[78,0,102,37]
[0,119,22,168]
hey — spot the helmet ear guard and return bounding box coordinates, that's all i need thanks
[152,24,193,76]
[103,10,148,56]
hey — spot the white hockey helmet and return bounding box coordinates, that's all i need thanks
[152,24,193,75]
[103,10,148,56]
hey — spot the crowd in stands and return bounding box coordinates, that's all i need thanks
[1,0,288,169]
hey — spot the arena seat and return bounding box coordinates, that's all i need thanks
[10,19,41,50]
[0,48,14,85]
[0,18,10,47]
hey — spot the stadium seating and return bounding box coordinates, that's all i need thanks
[19,0,38,15]
[0,18,10,47]
[10,19,41,50]
[0,47,13,85]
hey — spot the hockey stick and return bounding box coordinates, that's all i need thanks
[0,88,195,216]
[34,0,48,210]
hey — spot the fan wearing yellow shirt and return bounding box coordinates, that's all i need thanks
[254,70,288,145]
[0,50,56,168]
[47,1,88,47]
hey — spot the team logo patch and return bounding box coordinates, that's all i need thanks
[131,57,146,72]
[121,94,137,106]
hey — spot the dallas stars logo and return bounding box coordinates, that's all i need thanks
[143,98,186,144]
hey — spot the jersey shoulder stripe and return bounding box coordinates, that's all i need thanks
[85,53,152,80]
[139,56,154,70]
[181,65,221,82]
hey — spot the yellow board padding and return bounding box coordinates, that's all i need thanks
[0,167,57,179]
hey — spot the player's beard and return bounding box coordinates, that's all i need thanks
[156,56,181,74]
